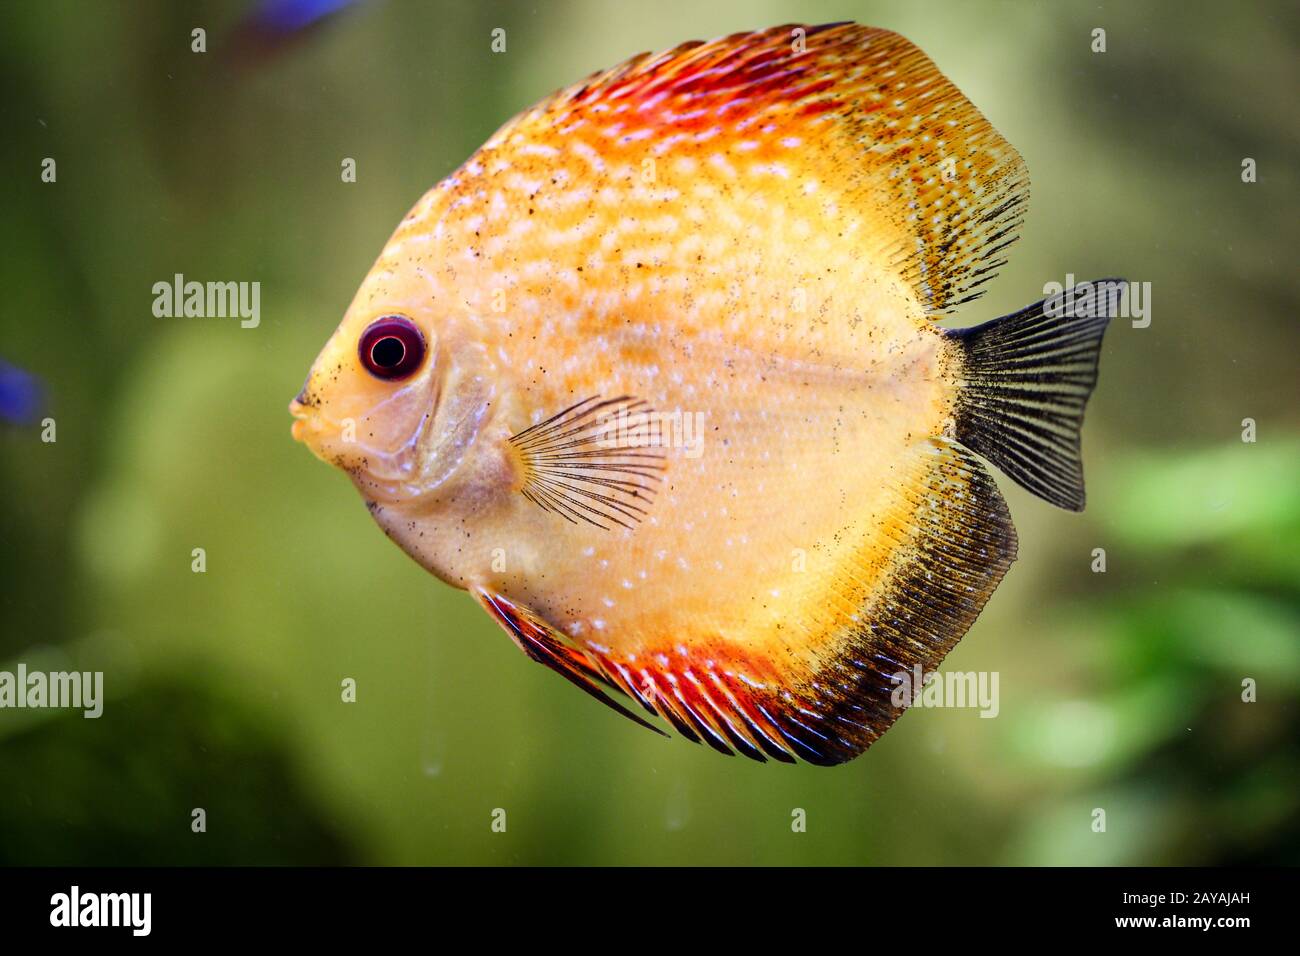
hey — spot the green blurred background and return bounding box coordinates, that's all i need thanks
[1,0,1296,865]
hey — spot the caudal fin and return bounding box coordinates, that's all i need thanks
[949,279,1122,511]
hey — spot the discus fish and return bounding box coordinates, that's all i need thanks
[290,23,1120,764]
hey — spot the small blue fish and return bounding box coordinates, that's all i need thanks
[249,0,357,34]
[0,359,43,426]
[227,0,361,66]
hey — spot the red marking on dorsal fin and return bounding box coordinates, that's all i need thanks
[482,22,1030,314]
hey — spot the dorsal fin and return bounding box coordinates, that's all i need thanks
[480,22,1029,314]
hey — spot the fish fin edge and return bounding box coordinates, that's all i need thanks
[477,589,669,739]
[707,437,1019,765]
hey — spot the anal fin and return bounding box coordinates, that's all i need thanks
[477,590,667,738]
[476,588,797,762]
[476,439,1018,766]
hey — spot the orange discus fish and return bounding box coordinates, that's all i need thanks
[290,23,1120,765]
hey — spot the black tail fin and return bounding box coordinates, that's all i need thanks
[948,279,1122,511]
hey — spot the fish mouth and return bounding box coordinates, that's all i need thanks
[286,386,437,502]
[288,394,312,442]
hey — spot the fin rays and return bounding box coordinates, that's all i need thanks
[951,280,1120,511]
[478,590,667,737]
[510,395,665,530]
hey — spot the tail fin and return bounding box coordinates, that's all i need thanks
[948,279,1122,511]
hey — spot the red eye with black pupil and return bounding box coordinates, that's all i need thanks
[359,316,424,380]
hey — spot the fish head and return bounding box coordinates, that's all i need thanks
[289,256,499,524]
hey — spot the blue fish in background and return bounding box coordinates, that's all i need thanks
[228,0,363,66]
[0,359,43,426]
[252,0,358,33]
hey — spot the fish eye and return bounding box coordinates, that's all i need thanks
[359,315,425,380]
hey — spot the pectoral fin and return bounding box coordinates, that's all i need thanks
[508,395,665,530]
